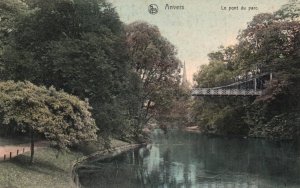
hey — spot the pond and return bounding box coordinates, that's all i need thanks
[78,129,300,188]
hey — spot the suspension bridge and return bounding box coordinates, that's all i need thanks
[192,72,272,96]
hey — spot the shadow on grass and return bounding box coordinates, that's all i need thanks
[10,154,66,176]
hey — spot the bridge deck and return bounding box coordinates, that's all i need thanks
[192,88,262,96]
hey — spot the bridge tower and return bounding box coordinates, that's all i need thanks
[181,61,189,88]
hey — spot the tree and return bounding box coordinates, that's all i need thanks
[0,81,98,164]
[193,60,234,88]
[236,3,300,73]
[125,22,181,131]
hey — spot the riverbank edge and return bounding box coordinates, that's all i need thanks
[70,142,146,188]
[0,140,145,187]
[182,126,299,141]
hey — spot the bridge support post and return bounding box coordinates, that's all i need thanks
[270,73,273,81]
[254,78,257,91]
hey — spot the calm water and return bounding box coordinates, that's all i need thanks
[78,129,300,188]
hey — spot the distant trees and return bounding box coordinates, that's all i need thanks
[192,1,300,139]
[0,81,98,164]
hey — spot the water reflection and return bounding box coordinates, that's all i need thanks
[78,129,300,188]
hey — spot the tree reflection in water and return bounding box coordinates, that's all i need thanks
[78,130,300,188]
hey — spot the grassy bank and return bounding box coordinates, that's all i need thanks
[0,139,130,188]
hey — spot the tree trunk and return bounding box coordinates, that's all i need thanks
[30,128,35,165]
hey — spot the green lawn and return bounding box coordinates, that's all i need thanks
[0,148,82,188]
[0,139,130,188]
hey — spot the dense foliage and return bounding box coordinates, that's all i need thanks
[0,81,97,162]
[125,22,182,129]
[193,1,300,139]
[0,0,182,145]
[0,0,144,142]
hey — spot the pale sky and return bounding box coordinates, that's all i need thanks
[108,0,288,83]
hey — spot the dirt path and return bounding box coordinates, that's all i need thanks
[0,141,49,161]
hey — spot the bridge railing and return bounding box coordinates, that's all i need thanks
[191,72,271,96]
[191,88,263,96]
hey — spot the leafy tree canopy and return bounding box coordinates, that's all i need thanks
[125,22,182,125]
[0,81,98,150]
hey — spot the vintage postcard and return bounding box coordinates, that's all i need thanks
[0,0,299,187]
